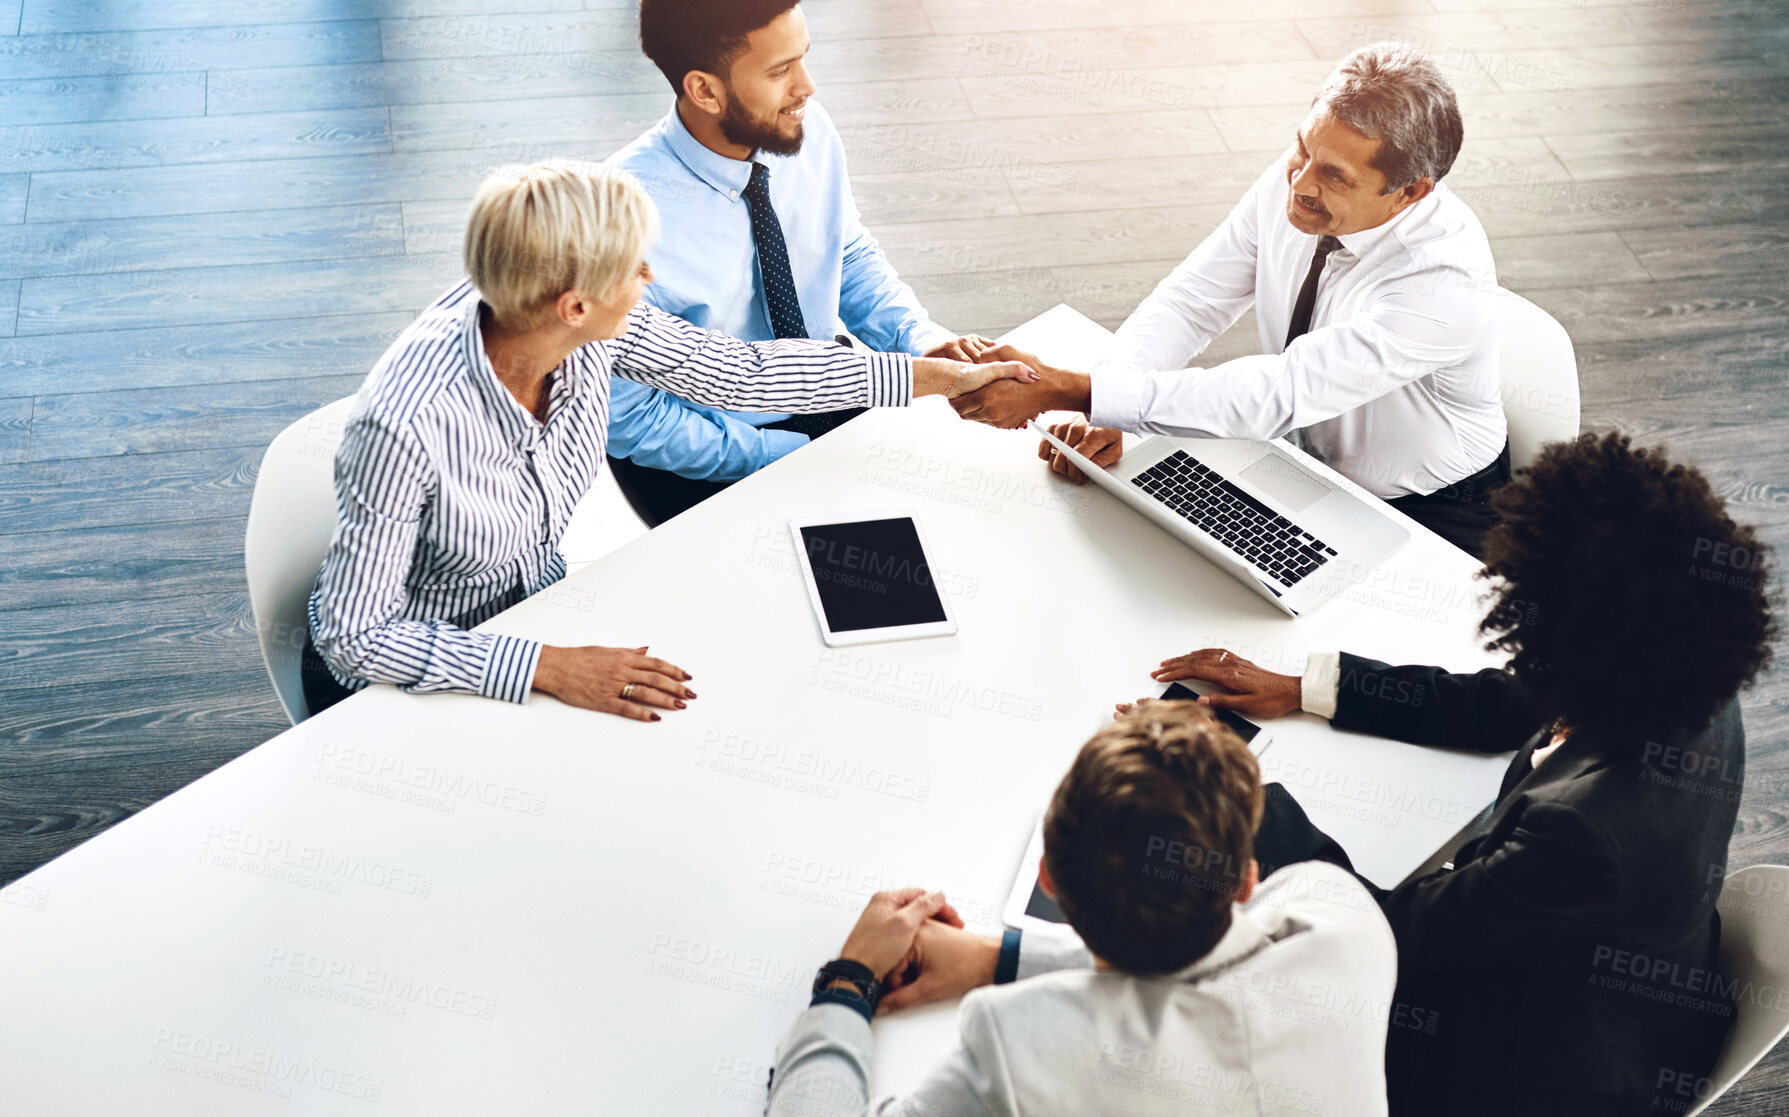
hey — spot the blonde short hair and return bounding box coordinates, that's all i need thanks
[463,159,660,329]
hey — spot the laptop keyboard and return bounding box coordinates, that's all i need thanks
[1131,451,1338,587]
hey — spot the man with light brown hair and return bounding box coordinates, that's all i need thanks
[768,702,1397,1115]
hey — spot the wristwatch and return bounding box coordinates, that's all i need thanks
[812,958,881,1010]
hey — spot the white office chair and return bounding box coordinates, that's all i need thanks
[1685,864,1789,1115]
[244,396,357,725]
[1493,288,1580,472]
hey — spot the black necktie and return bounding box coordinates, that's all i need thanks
[742,162,807,340]
[1284,235,1342,349]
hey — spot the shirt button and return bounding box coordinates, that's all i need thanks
[730,190,739,198]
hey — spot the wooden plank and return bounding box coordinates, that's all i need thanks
[1547,122,1789,183]
[0,588,262,694]
[0,278,15,335]
[1297,2,1785,57]
[839,205,1234,279]
[0,174,23,223]
[0,312,410,399]
[999,137,1570,216]
[0,20,381,81]
[0,516,248,609]
[17,252,452,335]
[0,71,206,127]
[207,55,667,116]
[0,446,262,534]
[0,106,393,175]
[0,671,283,761]
[918,0,1428,36]
[0,203,405,282]
[1574,330,1789,422]
[808,22,1313,88]
[389,81,977,154]
[381,2,931,61]
[1493,230,1652,292]
[1469,38,1789,93]
[1458,169,1789,241]
[1522,273,1789,347]
[0,0,18,36]
[1622,223,1789,283]
[958,58,1358,119]
[27,372,366,460]
[833,109,1228,178]
[847,170,1020,226]
[0,396,27,463]
[17,0,584,35]
[1208,77,1789,151]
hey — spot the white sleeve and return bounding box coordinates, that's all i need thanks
[1302,651,1342,720]
[1091,258,1495,438]
[1015,923,1096,981]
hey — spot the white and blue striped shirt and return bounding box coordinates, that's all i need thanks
[308,280,912,703]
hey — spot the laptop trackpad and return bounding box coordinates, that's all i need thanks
[1238,454,1331,513]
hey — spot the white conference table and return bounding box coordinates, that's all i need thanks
[0,306,1512,1114]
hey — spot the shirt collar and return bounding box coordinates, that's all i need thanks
[1171,903,1272,983]
[459,295,539,450]
[1334,183,1437,258]
[660,101,762,198]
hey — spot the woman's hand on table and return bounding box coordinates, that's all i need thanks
[533,645,695,721]
[1138,648,1305,719]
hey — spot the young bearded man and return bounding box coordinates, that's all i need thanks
[603,0,987,526]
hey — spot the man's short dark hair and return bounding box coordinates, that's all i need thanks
[1480,432,1777,747]
[1043,702,1263,976]
[638,0,801,94]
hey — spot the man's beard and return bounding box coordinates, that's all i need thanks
[718,93,804,157]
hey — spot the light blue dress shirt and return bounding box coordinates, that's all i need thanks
[605,99,954,481]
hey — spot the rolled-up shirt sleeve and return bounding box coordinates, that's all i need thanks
[1091,260,1494,438]
[609,303,911,411]
[308,412,543,703]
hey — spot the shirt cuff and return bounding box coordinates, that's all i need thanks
[906,321,958,356]
[1088,367,1148,430]
[808,986,875,1024]
[865,352,913,408]
[994,929,1022,985]
[480,635,544,704]
[1301,651,1341,720]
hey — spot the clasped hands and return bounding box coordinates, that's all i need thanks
[922,342,1124,486]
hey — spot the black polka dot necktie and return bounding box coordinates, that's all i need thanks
[742,161,808,341]
[1284,235,1342,349]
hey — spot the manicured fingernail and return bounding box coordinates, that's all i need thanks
[651,713,662,721]
[686,690,697,699]
[675,700,686,709]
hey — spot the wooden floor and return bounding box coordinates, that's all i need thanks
[2,0,1787,1106]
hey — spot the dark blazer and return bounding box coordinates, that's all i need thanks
[1282,653,1743,1117]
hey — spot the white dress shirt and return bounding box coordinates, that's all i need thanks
[768,861,1396,1116]
[1090,158,1506,499]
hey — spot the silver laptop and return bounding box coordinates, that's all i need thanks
[1032,424,1410,616]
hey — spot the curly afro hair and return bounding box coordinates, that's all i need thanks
[1479,432,1776,749]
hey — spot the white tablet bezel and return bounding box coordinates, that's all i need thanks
[1001,817,1058,931]
[788,510,959,648]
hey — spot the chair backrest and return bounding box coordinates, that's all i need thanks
[1685,864,1789,1115]
[244,396,358,725]
[1493,288,1580,472]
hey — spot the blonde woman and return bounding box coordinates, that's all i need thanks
[305,160,1031,721]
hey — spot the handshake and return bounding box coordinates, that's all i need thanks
[915,337,1123,486]
[915,339,1093,430]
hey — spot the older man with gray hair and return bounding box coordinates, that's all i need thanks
[960,43,1509,557]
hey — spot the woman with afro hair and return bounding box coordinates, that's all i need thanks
[1146,431,1777,1116]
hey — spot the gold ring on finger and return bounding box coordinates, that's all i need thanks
[621,683,635,701]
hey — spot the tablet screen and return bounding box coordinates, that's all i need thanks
[798,517,949,633]
[1161,682,1262,745]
